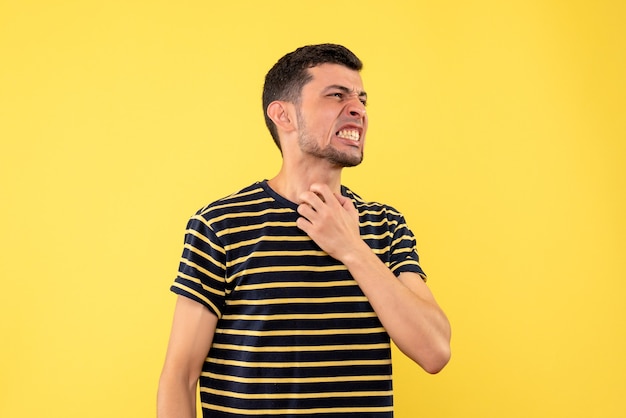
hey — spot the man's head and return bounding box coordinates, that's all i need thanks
[262,44,363,150]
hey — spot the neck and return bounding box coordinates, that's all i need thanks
[268,160,343,203]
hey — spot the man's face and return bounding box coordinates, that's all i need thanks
[295,63,368,167]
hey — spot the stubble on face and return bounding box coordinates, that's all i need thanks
[295,106,364,168]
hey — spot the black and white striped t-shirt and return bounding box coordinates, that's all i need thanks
[172,180,425,417]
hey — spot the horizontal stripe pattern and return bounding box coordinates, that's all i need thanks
[172,181,425,417]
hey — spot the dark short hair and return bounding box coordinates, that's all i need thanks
[262,44,363,150]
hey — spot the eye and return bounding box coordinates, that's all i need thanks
[329,92,344,99]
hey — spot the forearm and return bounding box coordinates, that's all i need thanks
[342,241,451,373]
[158,297,217,418]
[294,185,451,371]
[157,370,197,418]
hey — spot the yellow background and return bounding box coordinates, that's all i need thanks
[1,1,624,417]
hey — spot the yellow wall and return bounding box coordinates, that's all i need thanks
[1,1,624,417]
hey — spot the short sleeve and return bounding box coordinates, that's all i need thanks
[388,212,427,281]
[170,214,227,317]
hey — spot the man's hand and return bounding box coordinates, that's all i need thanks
[295,183,365,261]
[296,184,451,373]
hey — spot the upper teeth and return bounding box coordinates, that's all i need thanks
[337,129,360,141]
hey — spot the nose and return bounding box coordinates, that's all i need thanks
[346,98,366,119]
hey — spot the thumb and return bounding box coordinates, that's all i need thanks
[335,193,358,215]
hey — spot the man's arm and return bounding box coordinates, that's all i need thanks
[296,184,451,373]
[157,296,218,417]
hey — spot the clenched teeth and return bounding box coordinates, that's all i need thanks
[337,129,360,141]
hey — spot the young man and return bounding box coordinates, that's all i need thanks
[158,44,451,418]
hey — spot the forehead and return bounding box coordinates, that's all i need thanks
[305,63,364,92]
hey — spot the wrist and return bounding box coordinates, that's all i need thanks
[339,239,375,269]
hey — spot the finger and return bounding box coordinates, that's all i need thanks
[332,192,355,212]
[298,190,324,211]
[334,193,351,207]
[295,216,312,234]
[309,184,338,208]
[297,202,317,220]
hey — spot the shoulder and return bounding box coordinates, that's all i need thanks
[188,180,295,236]
[181,182,270,234]
[342,185,405,220]
[194,181,269,218]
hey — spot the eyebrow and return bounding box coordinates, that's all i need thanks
[324,85,368,100]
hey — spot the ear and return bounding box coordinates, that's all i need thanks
[267,101,297,134]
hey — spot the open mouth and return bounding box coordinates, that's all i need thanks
[336,128,360,142]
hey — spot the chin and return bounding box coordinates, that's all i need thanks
[331,155,363,168]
